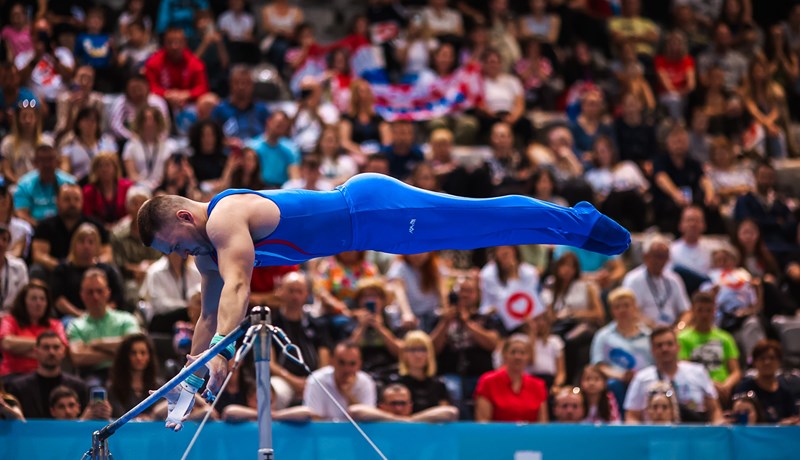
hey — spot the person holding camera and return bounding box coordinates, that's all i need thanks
[624,326,724,424]
[14,19,74,122]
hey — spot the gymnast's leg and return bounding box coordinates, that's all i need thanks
[337,173,631,255]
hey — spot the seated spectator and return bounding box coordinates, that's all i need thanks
[0,223,28,310]
[109,75,169,144]
[270,272,330,409]
[726,391,767,425]
[303,341,377,421]
[422,0,464,41]
[590,287,653,404]
[733,340,799,424]
[14,143,75,228]
[687,66,737,138]
[107,333,161,418]
[389,330,453,414]
[645,381,680,424]
[697,23,748,92]
[0,62,38,136]
[613,93,657,176]
[31,183,111,280]
[49,385,110,421]
[350,382,458,422]
[52,65,104,142]
[0,282,66,378]
[655,31,696,120]
[611,42,656,113]
[608,0,660,58]
[282,155,333,191]
[541,251,605,382]
[387,252,446,333]
[396,15,438,83]
[140,252,201,333]
[741,55,794,159]
[480,245,542,328]
[1,3,33,59]
[624,326,723,424]
[187,120,227,195]
[652,124,720,235]
[585,135,649,232]
[523,312,565,391]
[122,106,178,191]
[704,245,765,356]
[670,206,718,278]
[431,277,502,419]
[0,182,32,259]
[154,153,201,199]
[58,107,118,185]
[222,382,316,423]
[486,122,533,196]
[734,162,798,253]
[315,125,357,187]
[82,153,134,229]
[217,147,266,192]
[622,235,691,327]
[111,187,162,309]
[380,121,425,181]
[210,66,268,141]
[15,19,74,116]
[189,10,229,96]
[5,330,87,418]
[706,137,754,216]
[475,334,548,422]
[314,250,379,318]
[1,100,53,185]
[0,380,24,420]
[116,20,159,78]
[73,8,115,93]
[518,0,559,44]
[678,291,742,403]
[476,49,533,147]
[553,386,587,423]
[569,89,614,162]
[291,79,339,154]
[259,0,304,76]
[339,80,389,161]
[427,128,493,198]
[51,223,125,317]
[528,168,568,207]
[144,27,209,112]
[580,364,621,423]
[247,111,300,189]
[421,44,480,146]
[67,269,141,384]
[348,277,404,376]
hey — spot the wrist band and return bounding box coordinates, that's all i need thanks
[210,333,236,361]
[183,373,205,393]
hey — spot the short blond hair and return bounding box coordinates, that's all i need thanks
[608,287,638,306]
[399,330,437,377]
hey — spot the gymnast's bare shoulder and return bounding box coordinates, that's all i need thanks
[205,192,282,245]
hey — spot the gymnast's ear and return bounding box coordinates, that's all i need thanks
[176,210,195,223]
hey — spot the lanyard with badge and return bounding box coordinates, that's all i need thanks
[646,273,672,323]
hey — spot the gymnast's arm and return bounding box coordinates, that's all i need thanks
[192,255,224,356]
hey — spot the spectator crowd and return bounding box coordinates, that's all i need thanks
[1,0,800,428]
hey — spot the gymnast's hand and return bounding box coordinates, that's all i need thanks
[201,354,229,403]
[155,381,197,431]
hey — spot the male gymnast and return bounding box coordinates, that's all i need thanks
[136,173,631,430]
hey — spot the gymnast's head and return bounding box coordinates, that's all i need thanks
[137,194,213,258]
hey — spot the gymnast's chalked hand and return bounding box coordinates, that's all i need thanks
[186,353,228,403]
[154,383,197,431]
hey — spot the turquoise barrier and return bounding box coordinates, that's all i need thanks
[1,421,799,460]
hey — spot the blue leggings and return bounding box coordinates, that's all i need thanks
[338,174,630,256]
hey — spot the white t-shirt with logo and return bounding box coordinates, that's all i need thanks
[15,47,75,101]
[624,361,717,416]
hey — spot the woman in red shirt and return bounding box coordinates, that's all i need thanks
[474,334,548,422]
[654,31,696,120]
[0,281,67,377]
[82,152,133,229]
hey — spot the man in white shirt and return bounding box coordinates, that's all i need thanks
[140,252,201,333]
[622,235,690,327]
[303,341,377,421]
[624,326,723,424]
[670,206,718,275]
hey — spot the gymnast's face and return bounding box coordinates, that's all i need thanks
[151,211,214,258]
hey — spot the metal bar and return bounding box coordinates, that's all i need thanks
[96,319,251,441]
[251,306,274,460]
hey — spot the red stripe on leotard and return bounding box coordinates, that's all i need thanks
[253,239,311,255]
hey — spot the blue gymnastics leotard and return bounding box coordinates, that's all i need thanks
[206,173,631,267]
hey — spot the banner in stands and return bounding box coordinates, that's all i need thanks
[6,421,798,460]
[291,40,482,122]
